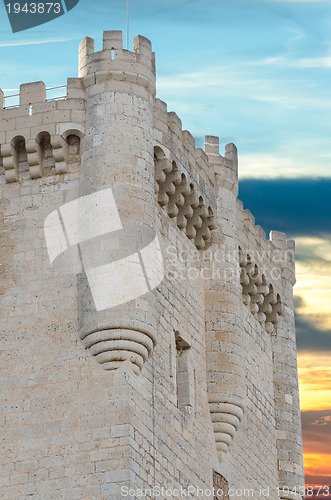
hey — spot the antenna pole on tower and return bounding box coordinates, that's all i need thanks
[127,0,129,50]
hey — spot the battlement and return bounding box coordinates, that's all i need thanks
[153,99,238,201]
[1,78,84,111]
[236,199,295,278]
[0,78,85,183]
[78,30,156,94]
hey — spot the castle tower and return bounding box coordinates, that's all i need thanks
[0,31,304,499]
[76,31,160,374]
[270,233,305,499]
[203,138,246,461]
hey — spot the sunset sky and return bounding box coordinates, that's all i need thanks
[0,0,330,487]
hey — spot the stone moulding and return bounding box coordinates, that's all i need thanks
[208,400,244,458]
[78,319,157,375]
[79,327,156,374]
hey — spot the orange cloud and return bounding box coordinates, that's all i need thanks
[304,453,331,478]
[295,236,331,320]
[298,353,331,411]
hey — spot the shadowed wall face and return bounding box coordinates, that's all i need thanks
[239,178,331,485]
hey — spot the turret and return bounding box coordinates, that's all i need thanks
[76,31,161,374]
[270,232,305,499]
[203,136,246,462]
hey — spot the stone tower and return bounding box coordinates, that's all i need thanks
[0,31,304,499]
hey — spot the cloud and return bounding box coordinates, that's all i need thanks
[294,237,331,324]
[295,310,331,352]
[298,57,331,68]
[298,352,331,410]
[239,152,331,179]
[311,415,331,425]
[238,178,331,237]
[0,36,81,47]
[304,453,331,483]
[245,54,331,69]
[157,65,331,110]
[302,409,331,455]
[244,56,286,67]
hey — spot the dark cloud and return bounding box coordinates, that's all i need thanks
[237,180,331,350]
[295,310,331,352]
[302,409,331,430]
[295,245,331,267]
[294,296,331,353]
[302,409,331,456]
[238,178,331,238]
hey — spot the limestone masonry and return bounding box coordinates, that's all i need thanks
[0,31,304,499]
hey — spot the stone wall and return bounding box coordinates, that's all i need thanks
[0,30,304,499]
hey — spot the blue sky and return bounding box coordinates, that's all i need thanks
[1,0,331,481]
[1,0,331,178]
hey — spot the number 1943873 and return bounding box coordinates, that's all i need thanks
[6,2,62,14]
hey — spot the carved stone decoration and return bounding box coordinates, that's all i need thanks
[155,148,216,249]
[209,401,244,459]
[1,132,82,183]
[239,247,283,331]
[51,135,68,174]
[2,143,18,183]
[26,138,42,179]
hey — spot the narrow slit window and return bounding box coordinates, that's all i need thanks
[175,332,194,413]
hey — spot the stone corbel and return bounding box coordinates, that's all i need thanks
[50,135,68,174]
[26,138,43,179]
[2,143,18,183]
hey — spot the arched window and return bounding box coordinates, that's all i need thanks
[12,136,28,176]
[37,131,54,174]
[66,134,81,164]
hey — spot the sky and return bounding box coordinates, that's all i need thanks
[0,0,330,489]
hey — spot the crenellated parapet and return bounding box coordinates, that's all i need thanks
[235,199,296,334]
[0,79,85,183]
[78,31,156,95]
[153,101,237,250]
[154,99,217,202]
